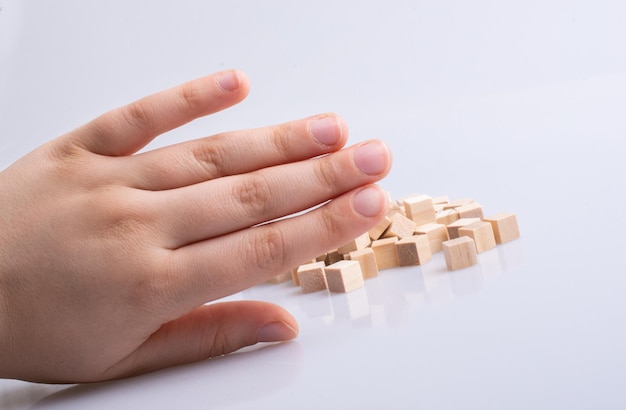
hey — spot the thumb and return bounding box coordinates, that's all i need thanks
[104,300,298,380]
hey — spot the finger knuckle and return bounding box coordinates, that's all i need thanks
[123,100,155,132]
[248,227,286,274]
[315,156,340,191]
[268,124,292,154]
[178,82,204,114]
[190,140,228,179]
[233,174,272,220]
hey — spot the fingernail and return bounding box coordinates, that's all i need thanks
[353,140,389,175]
[217,70,240,92]
[256,321,298,343]
[309,116,342,146]
[353,185,387,217]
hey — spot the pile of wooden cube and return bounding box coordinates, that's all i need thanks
[268,194,520,294]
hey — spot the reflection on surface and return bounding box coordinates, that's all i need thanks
[32,342,303,410]
[245,240,524,328]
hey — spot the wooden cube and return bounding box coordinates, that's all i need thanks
[456,202,484,219]
[436,209,460,226]
[442,237,478,270]
[368,215,392,240]
[297,262,328,293]
[432,195,450,205]
[324,249,344,266]
[382,212,417,239]
[371,237,400,270]
[414,223,449,253]
[447,217,481,240]
[325,260,365,293]
[443,198,474,210]
[348,248,380,279]
[396,235,432,266]
[402,195,436,226]
[483,213,520,244]
[337,232,371,254]
[458,221,496,253]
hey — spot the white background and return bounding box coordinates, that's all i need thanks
[1,1,625,409]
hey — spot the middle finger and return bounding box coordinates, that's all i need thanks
[154,139,391,249]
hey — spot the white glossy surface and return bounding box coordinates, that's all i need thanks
[1,1,625,409]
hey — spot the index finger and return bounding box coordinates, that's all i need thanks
[67,70,250,157]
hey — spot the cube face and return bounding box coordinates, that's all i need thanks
[443,198,474,210]
[382,212,417,239]
[337,232,371,254]
[325,260,365,293]
[402,195,436,226]
[371,237,400,270]
[297,262,327,293]
[456,202,484,219]
[442,237,478,270]
[458,221,496,253]
[436,209,459,226]
[447,217,481,240]
[484,213,520,244]
[414,223,449,253]
[266,271,292,284]
[348,248,380,279]
[368,216,392,241]
[396,235,432,266]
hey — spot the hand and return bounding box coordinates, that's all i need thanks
[0,70,392,383]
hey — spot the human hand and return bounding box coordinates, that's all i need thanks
[0,70,392,383]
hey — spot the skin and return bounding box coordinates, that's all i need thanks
[0,70,392,383]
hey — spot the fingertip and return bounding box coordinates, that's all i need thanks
[255,320,299,343]
[308,113,348,149]
[216,69,250,95]
[352,184,389,218]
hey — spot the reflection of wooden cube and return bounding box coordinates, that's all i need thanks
[371,237,400,270]
[483,213,520,244]
[337,232,371,254]
[396,235,432,266]
[414,223,449,253]
[348,248,379,279]
[447,218,481,240]
[297,262,328,293]
[382,212,417,239]
[442,237,478,270]
[325,260,365,293]
[402,195,436,225]
[458,221,496,253]
[456,202,484,219]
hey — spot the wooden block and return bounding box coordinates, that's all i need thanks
[348,248,380,279]
[447,217,481,240]
[371,237,400,270]
[267,271,293,284]
[458,221,496,253]
[382,212,417,239]
[483,212,520,244]
[433,203,446,213]
[396,235,432,266]
[324,249,344,266]
[414,223,449,253]
[368,216,392,240]
[337,232,371,254]
[297,262,328,293]
[443,198,474,210]
[325,260,365,293]
[456,202,484,219]
[442,237,478,270]
[436,208,460,226]
[432,195,449,205]
[290,267,300,286]
[402,195,436,226]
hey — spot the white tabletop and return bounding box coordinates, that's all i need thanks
[1,1,625,409]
